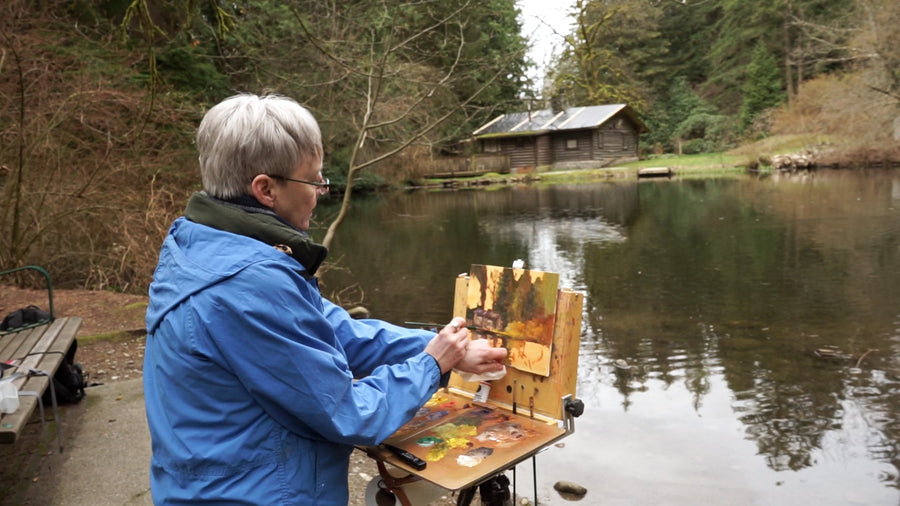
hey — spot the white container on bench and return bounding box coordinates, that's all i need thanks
[0,379,20,414]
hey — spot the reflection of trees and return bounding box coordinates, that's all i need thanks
[315,191,531,323]
[735,384,832,471]
[589,312,716,412]
[725,337,844,471]
[581,175,900,474]
[611,366,643,411]
[841,366,900,488]
[318,174,900,480]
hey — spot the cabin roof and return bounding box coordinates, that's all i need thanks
[473,104,648,138]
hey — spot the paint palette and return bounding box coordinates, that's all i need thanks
[377,391,566,491]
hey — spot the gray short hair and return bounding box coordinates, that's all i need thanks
[196,93,323,199]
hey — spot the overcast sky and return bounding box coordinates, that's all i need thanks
[518,0,574,83]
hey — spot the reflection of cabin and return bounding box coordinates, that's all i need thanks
[472,104,648,173]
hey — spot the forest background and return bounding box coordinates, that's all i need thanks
[1,0,898,294]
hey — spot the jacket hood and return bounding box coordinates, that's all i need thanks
[183,191,327,273]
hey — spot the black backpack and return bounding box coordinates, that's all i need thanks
[0,305,52,331]
[43,340,86,405]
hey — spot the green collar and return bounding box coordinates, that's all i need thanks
[183,191,328,275]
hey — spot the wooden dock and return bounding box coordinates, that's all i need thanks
[637,167,674,178]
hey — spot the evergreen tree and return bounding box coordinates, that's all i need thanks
[739,40,784,130]
[644,77,733,154]
[549,0,666,112]
[704,0,784,112]
[654,0,721,89]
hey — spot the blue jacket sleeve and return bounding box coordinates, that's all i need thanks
[198,262,443,446]
[322,299,436,377]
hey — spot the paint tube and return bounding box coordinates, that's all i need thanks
[473,381,491,403]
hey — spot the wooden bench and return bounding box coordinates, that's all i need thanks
[0,317,82,445]
[0,265,80,449]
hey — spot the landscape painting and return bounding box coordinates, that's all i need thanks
[465,264,559,376]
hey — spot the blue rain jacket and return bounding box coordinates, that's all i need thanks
[144,217,441,504]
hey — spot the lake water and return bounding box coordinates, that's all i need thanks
[313,170,900,505]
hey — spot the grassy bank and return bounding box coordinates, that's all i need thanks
[422,134,845,187]
[423,151,751,188]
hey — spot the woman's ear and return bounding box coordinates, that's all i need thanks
[250,175,277,209]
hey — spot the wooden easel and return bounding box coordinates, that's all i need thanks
[364,268,584,505]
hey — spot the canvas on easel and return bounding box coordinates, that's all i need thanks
[365,265,583,494]
[465,264,559,377]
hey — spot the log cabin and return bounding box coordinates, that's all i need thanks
[472,104,648,172]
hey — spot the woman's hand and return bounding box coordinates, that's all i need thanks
[423,317,470,373]
[453,338,507,375]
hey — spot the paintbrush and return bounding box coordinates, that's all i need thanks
[404,321,541,344]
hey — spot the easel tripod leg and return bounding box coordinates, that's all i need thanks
[374,460,416,506]
[456,485,477,506]
[480,474,511,506]
[456,474,511,506]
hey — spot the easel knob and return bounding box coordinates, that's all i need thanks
[564,397,584,418]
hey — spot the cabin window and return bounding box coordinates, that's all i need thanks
[566,138,578,150]
[484,139,499,153]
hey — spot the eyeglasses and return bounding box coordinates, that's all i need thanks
[268,173,330,195]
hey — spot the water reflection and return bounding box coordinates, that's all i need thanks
[314,170,900,504]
